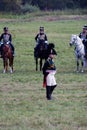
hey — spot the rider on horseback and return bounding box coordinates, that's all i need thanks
[79,25,87,58]
[0,27,15,57]
[34,27,48,57]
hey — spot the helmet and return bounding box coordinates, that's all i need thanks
[3,27,8,31]
[39,26,44,31]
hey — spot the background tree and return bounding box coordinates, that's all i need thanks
[0,0,87,13]
[0,0,21,12]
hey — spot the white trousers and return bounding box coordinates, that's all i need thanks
[46,72,57,86]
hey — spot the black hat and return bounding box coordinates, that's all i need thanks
[40,26,44,31]
[83,25,87,29]
[48,48,57,55]
[3,27,8,31]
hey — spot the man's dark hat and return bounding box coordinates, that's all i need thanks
[48,48,57,55]
[40,26,44,31]
[48,43,57,55]
[83,25,87,29]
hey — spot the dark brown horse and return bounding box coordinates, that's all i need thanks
[34,42,48,71]
[34,43,57,71]
[2,43,14,73]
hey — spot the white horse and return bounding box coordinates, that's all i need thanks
[69,34,85,72]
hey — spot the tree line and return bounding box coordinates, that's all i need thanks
[0,0,87,13]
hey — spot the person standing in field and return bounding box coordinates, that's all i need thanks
[42,47,57,100]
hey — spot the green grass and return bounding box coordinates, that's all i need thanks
[0,14,87,130]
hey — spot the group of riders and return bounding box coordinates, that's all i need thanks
[35,25,87,59]
[0,25,87,58]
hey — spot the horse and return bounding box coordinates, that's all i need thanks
[69,34,85,72]
[2,43,14,73]
[34,42,56,71]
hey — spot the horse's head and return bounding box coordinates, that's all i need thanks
[39,40,48,51]
[3,44,10,52]
[2,43,13,58]
[69,34,77,46]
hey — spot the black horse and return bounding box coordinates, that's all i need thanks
[34,42,57,71]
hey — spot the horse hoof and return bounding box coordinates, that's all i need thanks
[10,71,13,74]
[3,70,6,73]
[81,70,84,73]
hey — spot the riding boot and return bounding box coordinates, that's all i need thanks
[46,86,52,100]
[50,85,57,95]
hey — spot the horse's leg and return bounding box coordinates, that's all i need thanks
[3,59,8,73]
[40,58,42,71]
[6,59,8,72]
[3,59,6,73]
[9,58,13,73]
[76,60,79,72]
[36,58,38,71]
[81,61,84,72]
[81,56,84,72]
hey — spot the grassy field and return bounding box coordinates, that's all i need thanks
[0,14,87,130]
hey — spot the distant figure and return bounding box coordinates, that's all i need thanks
[34,26,48,53]
[79,25,87,58]
[0,27,15,57]
[42,48,57,100]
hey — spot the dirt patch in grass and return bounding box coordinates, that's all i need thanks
[0,15,87,22]
[36,15,87,21]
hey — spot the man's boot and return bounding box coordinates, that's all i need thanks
[50,85,57,95]
[46,86,52,100]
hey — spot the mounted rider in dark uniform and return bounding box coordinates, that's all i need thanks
[34,27,48,57]
[79,25,87,58]
[0,27,15,57]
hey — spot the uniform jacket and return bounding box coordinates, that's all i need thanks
[42,57,56,87]
[35,33,48,44]
[0,33,12,44]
